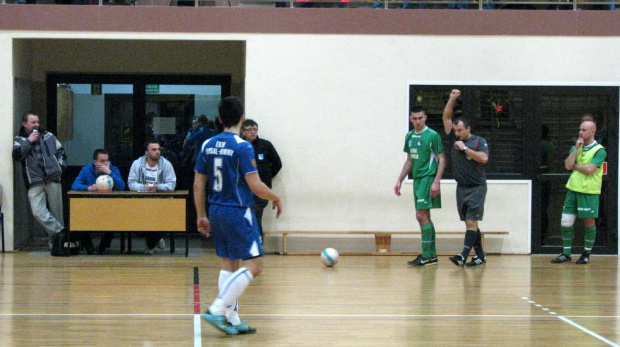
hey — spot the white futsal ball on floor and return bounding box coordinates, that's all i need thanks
[95,175,113,192]
[321,248,339,267]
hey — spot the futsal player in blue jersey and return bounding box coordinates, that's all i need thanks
[194,96,283,335]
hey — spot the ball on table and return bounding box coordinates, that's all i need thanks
[321,248,339,267]
[95,175,113,192]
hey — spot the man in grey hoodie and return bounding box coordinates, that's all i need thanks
[128,139,177,254]
[13,112,67,256]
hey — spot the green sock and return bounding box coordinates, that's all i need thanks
[561,226,574,257]
[584,225,597,253]
[430,223,436,257]
[421,223,433,258]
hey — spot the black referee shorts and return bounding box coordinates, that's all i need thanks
[456,185,487,222]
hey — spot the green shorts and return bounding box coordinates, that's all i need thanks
[413,175,441,210]
[562,190,600,218]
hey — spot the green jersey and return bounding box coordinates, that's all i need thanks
[403,127,444,179]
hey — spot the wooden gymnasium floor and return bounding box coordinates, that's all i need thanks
[1,249,619,346]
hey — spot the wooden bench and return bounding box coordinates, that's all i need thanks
[264,230,509,255]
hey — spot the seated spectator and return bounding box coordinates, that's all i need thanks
[127,140,177,254]
[71,148,127,254]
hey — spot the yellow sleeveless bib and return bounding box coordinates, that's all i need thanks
[565,144,604,194]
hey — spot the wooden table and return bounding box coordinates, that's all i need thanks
[68,190,189,257]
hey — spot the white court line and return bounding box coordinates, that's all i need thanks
[522,296,618,345]
[239,314,551,318]
[5,312,620,320]
[0,313,560,318]
[558,316,619,347]
[0,313,192,316]
[5,311,619,345]
[564,316,620,318]
[193,314,201,347]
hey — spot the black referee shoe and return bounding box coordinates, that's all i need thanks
[449,254,465,266]
[465,256,486,267]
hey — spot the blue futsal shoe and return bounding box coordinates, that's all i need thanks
[202,311,239,335]
[234,320,257,334]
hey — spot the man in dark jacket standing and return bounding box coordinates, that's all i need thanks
[241,119,282,242]
[13,112,67,256]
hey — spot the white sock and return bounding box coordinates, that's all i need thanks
[210,268,253,318]
[218,270,241,325]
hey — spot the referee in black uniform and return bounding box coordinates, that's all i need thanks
[443,89,490,267]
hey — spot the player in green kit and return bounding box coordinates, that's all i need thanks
[395,105,446,266]
[551,120,607,265]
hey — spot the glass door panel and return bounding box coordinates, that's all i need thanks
[59,83,134,167]
[144,84,222,190]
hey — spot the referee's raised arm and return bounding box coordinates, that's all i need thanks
[443,89,460,134]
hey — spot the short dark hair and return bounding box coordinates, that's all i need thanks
[92,148,109,161]
[218,97,244,128]
[410,105,425,114]
[453,116,472,129]
[22,111,37,123]
[242,119,258,130]
[144,139,160,151]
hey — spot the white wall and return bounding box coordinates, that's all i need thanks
[246,35,619,254]
[262,180,531,254]
[1,36,15,250]
[1,32,619,253]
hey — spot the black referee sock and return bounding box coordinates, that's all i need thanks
[473,229,485,259]
[461,229,478,261]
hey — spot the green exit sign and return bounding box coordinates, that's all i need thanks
[146,84,159,94]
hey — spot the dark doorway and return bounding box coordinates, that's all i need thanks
[534,87,618,254]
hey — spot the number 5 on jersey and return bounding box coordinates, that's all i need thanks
[213,157,223,192]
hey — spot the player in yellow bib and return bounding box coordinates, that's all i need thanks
[551,120,607,265]
[395,105,446,266]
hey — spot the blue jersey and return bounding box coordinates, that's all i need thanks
[195,132,258,207]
